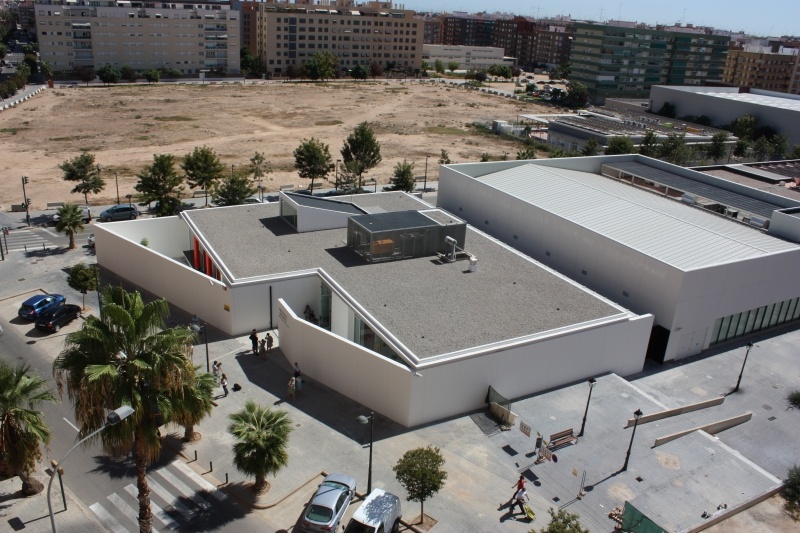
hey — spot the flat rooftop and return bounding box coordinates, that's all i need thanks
[184,193,624,359]
[471,162,800,270]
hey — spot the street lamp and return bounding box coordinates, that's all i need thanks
[733,342,754,393]
[190,322,210,373]
[335,159,341,190]
[115,173,120,205]
[621,408,643,472]
[577,377,596,438]
[48,405,134,533]
[21,175,31,226]
[357,412,374,494]
[423,155,429,193]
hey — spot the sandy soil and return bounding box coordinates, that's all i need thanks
[0,80,548,209]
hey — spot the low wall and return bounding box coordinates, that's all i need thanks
[626,396,725,427]
[653,412,752,447]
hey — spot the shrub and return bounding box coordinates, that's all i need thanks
[783,464,800,519]
[788,390,800,409]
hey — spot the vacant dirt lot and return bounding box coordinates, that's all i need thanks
[0,80,547,209]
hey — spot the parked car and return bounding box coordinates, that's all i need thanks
[343,488,402,533]
[244,197,263,204]
[51,205,91,225]
[87,233,95,247]
[300,473,357,533]
[265,195,280,203]
[18,294,66,320]
[35,304,82,332]
[99,205,139,222]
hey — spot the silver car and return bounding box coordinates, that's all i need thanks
[300,473,356,532]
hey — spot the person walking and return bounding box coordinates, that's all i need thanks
[509,475,525,504]
[212,361,221,381]
[512,487,529,515]
[248,329,258,355]
[287,377,297,400]
[266,332,274,352]
[258,338,267,359]
[295,375,303,396]
[220,373,229,397]
[293,361,301,378]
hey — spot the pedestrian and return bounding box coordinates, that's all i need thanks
[293,361,301,378]
[212,361,221,381]
[190,313,199,326]
[512,487,529,515]
[258,338,267,358]
[509,475,525,503]
[295,375,303,396]
[304,305,312,321]
[287,377,296,400]
[266,332,274,352]
[248,329,258,354]
[221,373,229,397]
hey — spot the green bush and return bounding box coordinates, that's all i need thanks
[788,390,800,409]
[783,464,800,519]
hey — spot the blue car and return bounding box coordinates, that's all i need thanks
[18,294,66,320]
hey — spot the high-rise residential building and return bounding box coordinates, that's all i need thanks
[255,1,421,77]
[35,0,240,74]
[723,42,800,95]
[571,21,730,104]
[421,15,443,44]
[442,14,494,48]
[532,21,573,68]
[233,0,259,56]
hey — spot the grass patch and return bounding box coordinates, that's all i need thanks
[154,116,194,122]
[50,135,91,142]
[315,119,343,126]
[135,135,150,141]
[0,128,24,135]
[425,126,464,135]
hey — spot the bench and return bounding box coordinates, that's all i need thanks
[279,184,296,192]
[192,189,209,198]
[548,428,577,449]
[46,202,65,209]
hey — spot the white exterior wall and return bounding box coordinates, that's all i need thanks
[422,44,513,70]
[230,274,320,336]
[94,219,233,332]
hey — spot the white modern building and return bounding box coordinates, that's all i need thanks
[649,86,800,146]
[422,44,515,70]
[438,156,800,363]
[94,191,652,427]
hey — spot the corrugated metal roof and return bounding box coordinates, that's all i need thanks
[476,164,799,270]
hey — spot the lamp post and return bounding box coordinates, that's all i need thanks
[423,155,429,193]
[357,412,374,494]
[335,159,341,191]
[621,408,643,472]
[115,172,120,205]
[733,342,754,393]
[48,405,134,533]
[577,377,596,438]
[190,323,211,373]
[22,175,31,226]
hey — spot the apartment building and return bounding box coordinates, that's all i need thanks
[442,14,494,48]
[571,21,729,104]
[421,14,442,44]
[233,0,258,55]
[255,1,421,77]
[35,0,240,74]
[724,42,800,95]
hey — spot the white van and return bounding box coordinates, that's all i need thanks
[342,488,402,533]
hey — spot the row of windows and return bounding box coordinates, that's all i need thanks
[276,43,415,51]
[710,297,800,345]
[275,17,416,28]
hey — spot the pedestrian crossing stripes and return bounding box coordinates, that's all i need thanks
[90,460,222,532]
[4,229,54,252]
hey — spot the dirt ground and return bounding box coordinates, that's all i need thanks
[0,79,547,209]
[705,494,797,533]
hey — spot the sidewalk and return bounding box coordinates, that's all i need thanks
[0,475,106,533]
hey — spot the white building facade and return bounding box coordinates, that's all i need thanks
[422,44,514,70]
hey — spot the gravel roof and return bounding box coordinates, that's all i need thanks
[185,193,622,358]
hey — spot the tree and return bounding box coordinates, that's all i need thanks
[121,65,137,83]
[135,154,184,216]
[638,130,660,157]
[393,446,447,522]
[229,401,292,493]
[40,60,53,81]
[0,361,57,496]
[792,144,800,160]
[434,59,444,75]
[539,507,589,533]
[54,204,86,250]
[438,149,451,165]
[303,51,337,81]
[474,70,487,83]
[77,65,95,85]
[54,286,197,533]
[369,61,383,79]
[564,81,589,108]
[771,132,789,160]
[285,64,299,80]
[173,367,215,442]
[294,137,333,192]
[705,131,729,163]
[733,139,750,160]
[97,64,121,85]
[580,139,599,156]
[658,133,691,165]
[420,60,429,73]
[351,64,368,81]
[250,151,271,198]
[67,263,98,309]
[446,61,459,73]
[181,146,225,207]
[604,136,635,155]
[240,47,265,78]
[212,171,257,207]
[59,152,104,206]
[751,136,773,161]
[341,122,382,190]
[388,159,415,192]
[517,148,536,160]
[784,464,800,518]
[143,69,160,84]
[657,101,676,118]
[728,114,758,141]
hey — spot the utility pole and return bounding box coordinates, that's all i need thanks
[22,176,31,226]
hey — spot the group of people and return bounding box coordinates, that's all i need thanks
[248,329,274,358]
[212,360,228,397]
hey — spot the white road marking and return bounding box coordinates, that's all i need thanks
[108,493,160,533]
[171,460,228,501]
[156,467,211,510]
[40,228,60,238]
[90,502,129,533]
[146,475,196,520]
[124,484,179,530]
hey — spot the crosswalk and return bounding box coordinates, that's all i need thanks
[89,460,227,532]
[3,228,55,252]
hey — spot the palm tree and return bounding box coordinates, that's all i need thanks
[55,204,85,250]
[53,286,196,533]
[229,401,292,493]
[173,366,215,442]
[0,360,57,495]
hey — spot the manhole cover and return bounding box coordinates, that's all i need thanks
[18,278,26,281]
[763,404,773,411]
[768,416,777,421]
